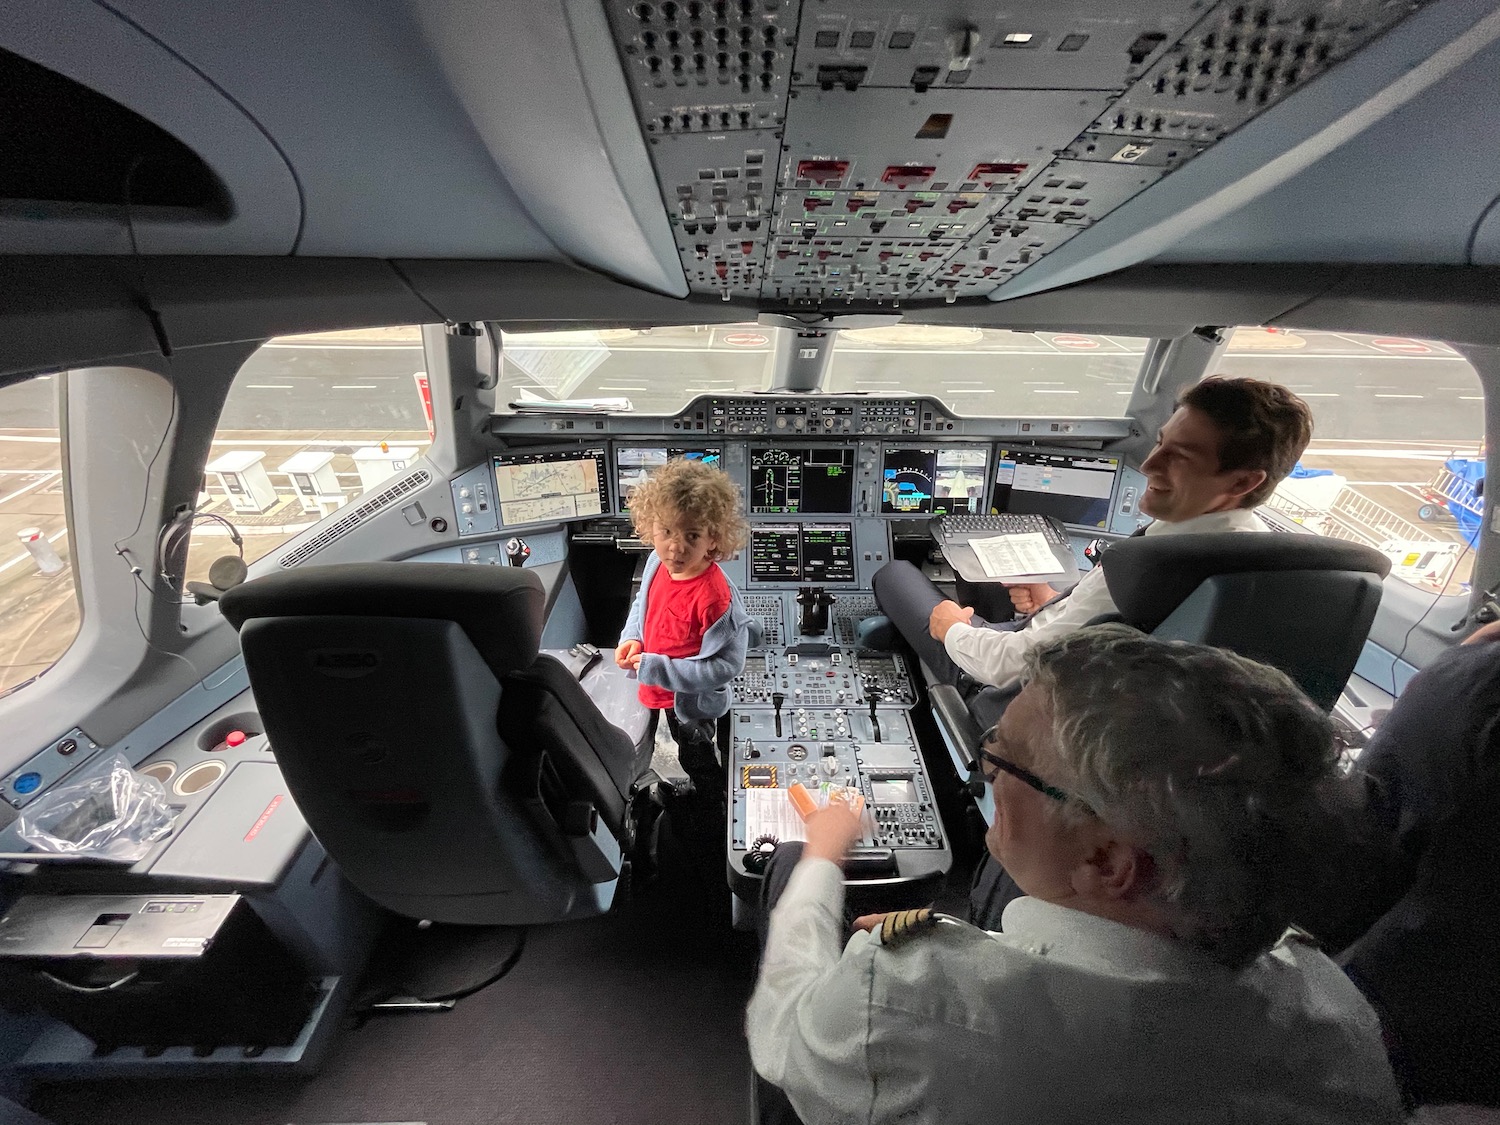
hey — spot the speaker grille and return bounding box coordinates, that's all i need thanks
[279,470,432,568]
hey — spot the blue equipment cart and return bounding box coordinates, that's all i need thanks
[1418,457,1484,547]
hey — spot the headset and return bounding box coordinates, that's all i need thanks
[156,508,247,601]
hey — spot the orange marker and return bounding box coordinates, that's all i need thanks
[787,782,819,820]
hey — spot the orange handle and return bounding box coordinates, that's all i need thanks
[787,782,819,819]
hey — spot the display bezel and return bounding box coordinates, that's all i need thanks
[491,444,612,529]
[991,443,1123,531]
[612,443,725,514]
[748,445,857,516]
[878,443,991,517]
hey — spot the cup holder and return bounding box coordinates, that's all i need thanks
[138,761,177,785]
[198,712,264,753]
[174,760,227,796]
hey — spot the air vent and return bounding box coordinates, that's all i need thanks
[0,47,229,215]
[279,470,432,568]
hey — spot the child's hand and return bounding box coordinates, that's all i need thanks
[627,652,644,671]
[615,639,643,669]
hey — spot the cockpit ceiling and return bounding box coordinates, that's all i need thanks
[606,0,1428,306]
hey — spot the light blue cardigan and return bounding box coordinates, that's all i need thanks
[620,554,752,722]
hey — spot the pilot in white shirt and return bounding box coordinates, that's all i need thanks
[746,627,1403,1125]
[874,377,1315,692]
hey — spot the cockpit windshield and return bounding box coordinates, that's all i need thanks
[825,327,1146,415]
[496,325,775,415]
[495,324,1149,416]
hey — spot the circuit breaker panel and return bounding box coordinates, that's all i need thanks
[603,0,1425,305]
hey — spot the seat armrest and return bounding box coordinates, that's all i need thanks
[929,684,983,768]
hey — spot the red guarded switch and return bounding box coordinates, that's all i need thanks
[880,164,935,189]
[796,159,849,185]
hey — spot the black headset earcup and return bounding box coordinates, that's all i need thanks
[208,554,248,591]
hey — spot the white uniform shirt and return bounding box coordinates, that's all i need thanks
[747,858,1403,1125]
[943,507,1268,690]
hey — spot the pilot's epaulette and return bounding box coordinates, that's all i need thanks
[878,907,947,947]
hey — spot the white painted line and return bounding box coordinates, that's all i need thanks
[598,386,650,391]
[0,435,61,444]
[1023,381,1063,385]
[261,343,423,350]
[1356,385,1397,390]
[246,384,295,390]
[1461,396,1484,401]
[1299,393,1341,397]
[1331,332,1384,352]
[0,527,68,574]
[0,470,60,507]
[1032,389,1080,394]
[332,385,379,390]
[1374,394,1424,399]
[1224,354,1469,362]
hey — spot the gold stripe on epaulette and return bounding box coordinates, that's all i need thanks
[879,906,938,946]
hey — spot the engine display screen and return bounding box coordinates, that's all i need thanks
[749,523,855,584]
[750,447,855,514]
[871,778,918,805]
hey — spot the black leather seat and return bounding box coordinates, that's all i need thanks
[934,531,1392,790]
[220,563,655,925]
[1100,531,1391,710]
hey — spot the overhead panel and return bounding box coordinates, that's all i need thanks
[602,0,1431,307]
[790,0,1204,91]
[607,0,800,135]
[1088,0,1426,145]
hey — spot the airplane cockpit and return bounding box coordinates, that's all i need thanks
[3,0,1500,1121]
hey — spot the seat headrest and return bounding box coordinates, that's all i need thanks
[1102,532,1392,632]
[219,563,545,678]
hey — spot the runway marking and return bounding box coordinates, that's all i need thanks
[0,436,61,444]
[1032,389,1080,394]
[0,471,60,507]
[1374,393,1424,399]
[261,343,423,350]
[332,385,379,390]
[246,384,294,390]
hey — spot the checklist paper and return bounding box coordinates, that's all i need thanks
[969,532,1060,580]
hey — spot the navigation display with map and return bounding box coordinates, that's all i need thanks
[879,446,989,515]
[749,447,855,514]
[493,447,609,526]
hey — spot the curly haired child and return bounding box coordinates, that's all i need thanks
[615,457,751,798]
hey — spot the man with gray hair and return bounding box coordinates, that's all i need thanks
[747,625,1401,1125]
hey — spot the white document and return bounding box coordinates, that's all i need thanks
[969,532,1060,579]
[744,789,809,845]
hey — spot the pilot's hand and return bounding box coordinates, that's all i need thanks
[928,600,974,642]
[1006,582,1059,616]
[615,639,643,669]
[851,911,894,934]
[1462,619,1500,645]
[802,799,866,864]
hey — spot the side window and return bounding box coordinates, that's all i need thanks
[186,326,431,580]
[0,374,81,697]
[1212,329,1484,594]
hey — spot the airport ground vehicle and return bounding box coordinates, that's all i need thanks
[3,1,1500,1122]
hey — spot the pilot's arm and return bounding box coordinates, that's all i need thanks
[746,806,879,1125]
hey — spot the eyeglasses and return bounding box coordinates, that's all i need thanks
[976,724,1079,807]
[977,747,1073,803]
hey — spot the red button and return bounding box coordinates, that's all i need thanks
[225,730,247,748]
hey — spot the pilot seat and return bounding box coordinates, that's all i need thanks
[220,563,658,925]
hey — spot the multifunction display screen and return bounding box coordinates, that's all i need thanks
[492,448,609,526]
[749,523,855,584]
[992,448,1120,529]
[615,446,723,512]
[880,446,989,515]
[749,447,855,514]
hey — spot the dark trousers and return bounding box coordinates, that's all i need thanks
[659,707,724,799]
[871,561,1023,690]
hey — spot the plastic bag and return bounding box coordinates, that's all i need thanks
[16,753,176,861]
